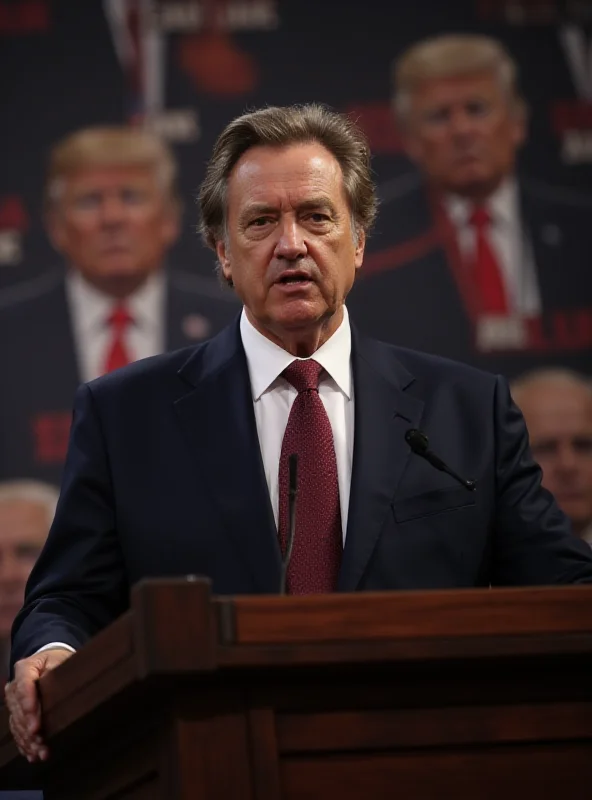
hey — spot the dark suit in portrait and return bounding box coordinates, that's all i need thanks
[0,270,240,486]
[11,319,592,663]
[348,176,592,377]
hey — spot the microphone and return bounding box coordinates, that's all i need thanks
[279,453,298,595]
[405,429,476,492]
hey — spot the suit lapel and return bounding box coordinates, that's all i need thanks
[173,322,281,593]
[338,331,425,591]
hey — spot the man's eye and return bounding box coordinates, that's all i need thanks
[466,100,490,117]
[532,440,558,457]
[121,188,146,204]
[424,108,450,125]
[308,213,329,223]
[73,194,101,210]
[15,544,42,560]
[574,437,592,455]
[250,217,271,227]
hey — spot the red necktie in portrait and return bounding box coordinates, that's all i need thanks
[278,359,343,594]
[469,205,509,315]
[103,304,134,374]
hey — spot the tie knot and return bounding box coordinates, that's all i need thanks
[283,359,323,393]
[469,205,491,228]
[107,304,133,331]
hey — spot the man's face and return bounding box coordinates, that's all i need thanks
[402,71,526,198]
[47,165,180,291]
[0,500,50,638]
[518,383,592,534]
[216,143,365,342]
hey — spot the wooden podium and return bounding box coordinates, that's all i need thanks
[2,579,592,798]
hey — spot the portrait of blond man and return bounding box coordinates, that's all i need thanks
[349,33,592,363]
[0,125,240,484]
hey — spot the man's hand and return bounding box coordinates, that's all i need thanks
[4,648,73,762]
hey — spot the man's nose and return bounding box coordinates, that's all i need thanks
[99,196,127,225]
[450,109,477,139]
[556,444,580,474]
[0,551,28,582]
[274,218,307,260]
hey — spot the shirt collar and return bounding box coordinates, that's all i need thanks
[581,521,592,546]
[239,306,352,401]
[444,175,519,228]
[65,269,165,332]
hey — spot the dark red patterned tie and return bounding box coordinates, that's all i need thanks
[469,205,509,315]
[278,359,342,594]
[102,304,134,374]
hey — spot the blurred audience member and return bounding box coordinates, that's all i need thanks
[0,126,239,484]
[512,370,592,544]
[350,34,592,358]
[0,480,58,672]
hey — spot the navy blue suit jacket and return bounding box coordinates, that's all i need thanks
[10,318,592,665]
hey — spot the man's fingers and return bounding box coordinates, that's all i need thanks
[7,703,29,739]
[5,650,69,760]
[6,678,40,739]
[10,720,43,763]
[6,649,74,761]
[8,714,38,762]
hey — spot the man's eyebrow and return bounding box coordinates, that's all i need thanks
[238,203,278,224]
[297,197,339,215]
[238,197,339,224]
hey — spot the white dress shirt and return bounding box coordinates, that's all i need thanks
[240,306,355,540]
[444,177,542,317]
[66,269,166,382]
[37,306,356,656]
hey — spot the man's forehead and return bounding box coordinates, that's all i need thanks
[64,164,157,189]
[523,387,592,430]
[412,71,504,101]
[0,499,50,543]
[231,143,341,182]
[0,498,50,521]
[228,143,345,208]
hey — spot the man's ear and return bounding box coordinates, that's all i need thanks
[512,111,528,150]
[216,240,232,284]
[400,127,424,165]
[44,208,67,253]
[354,228,366,271]
[161,205,181,247]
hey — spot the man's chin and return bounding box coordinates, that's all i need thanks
[93,261,144,277]
[79,264,154,294]
[447,170,499,198]
[270,299,334,329]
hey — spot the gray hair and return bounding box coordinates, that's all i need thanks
[197,103,378,281]
[0,479,59,526]
[511,368,592,405]
[393,34,527,126]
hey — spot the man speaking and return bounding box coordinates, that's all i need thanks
[6,104,592,763]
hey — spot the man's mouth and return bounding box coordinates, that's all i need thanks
[275,271,313,285]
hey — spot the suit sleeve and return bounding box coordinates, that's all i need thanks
[491,375,592,585]
[10,383,128,671]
